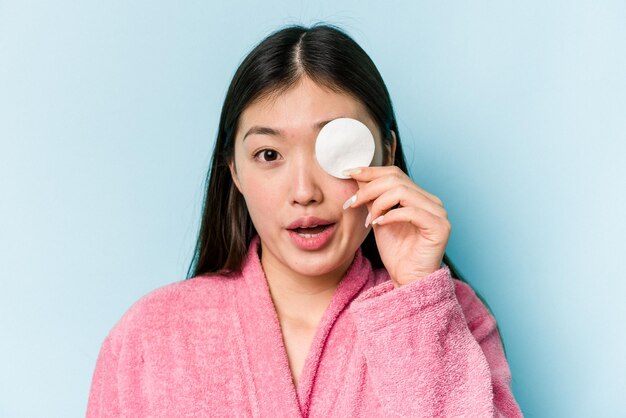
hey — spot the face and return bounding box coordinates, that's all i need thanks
[230,77,391,279]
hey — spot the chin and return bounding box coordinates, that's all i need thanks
[287,244,356,277]
[258,228,362,278]
[289,259,344,278]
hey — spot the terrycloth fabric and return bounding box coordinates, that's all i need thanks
[87,235,523,417]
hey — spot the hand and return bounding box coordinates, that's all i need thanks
[343,166,451,287]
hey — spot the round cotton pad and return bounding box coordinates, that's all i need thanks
[315,118,376,179]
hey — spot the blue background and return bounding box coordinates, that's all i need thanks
[1,1,624,416]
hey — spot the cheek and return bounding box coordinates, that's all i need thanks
[238,173,282,212]
[250,184,281,205]
[339,181,359,199]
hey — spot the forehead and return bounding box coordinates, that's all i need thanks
[238,77,374,134]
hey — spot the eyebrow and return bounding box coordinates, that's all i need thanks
[242,118,339,141]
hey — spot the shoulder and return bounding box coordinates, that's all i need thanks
[130,273,233,315]
[105,273,237,347]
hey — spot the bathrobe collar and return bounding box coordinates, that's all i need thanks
[233,234,373,417]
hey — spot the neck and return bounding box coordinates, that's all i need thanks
[259,247,353,326]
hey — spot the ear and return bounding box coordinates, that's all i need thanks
[384,130,397,166]
[229,160,242,193]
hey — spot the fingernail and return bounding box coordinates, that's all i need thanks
[371,215,384,225]
[342,168,362,177]
[364,212,372,228]
[342,194,357,210]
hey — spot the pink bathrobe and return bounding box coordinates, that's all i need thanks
[87,235,522,417]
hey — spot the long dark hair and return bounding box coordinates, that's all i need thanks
[187,24,465,283]
[185,24,506,352]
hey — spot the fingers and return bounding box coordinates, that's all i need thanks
[363,186,448,227]
[346,176,444,214]
[341,166,449,231]
[344,166,444,206]
[371,206,452,237]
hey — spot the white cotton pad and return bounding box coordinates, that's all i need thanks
[315,118,376,179]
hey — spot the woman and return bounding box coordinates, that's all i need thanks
[87,24,522,417]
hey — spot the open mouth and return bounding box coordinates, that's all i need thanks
[291,224,333,238]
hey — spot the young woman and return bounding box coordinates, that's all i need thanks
[87,24,522,417]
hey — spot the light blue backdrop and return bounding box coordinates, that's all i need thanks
[1,1,624,416]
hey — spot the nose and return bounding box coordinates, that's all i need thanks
[289,153,324,207]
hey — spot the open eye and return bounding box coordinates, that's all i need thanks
[254,148,282,163]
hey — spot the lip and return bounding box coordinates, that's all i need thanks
[287,223,336,251]
[286,216,335,230]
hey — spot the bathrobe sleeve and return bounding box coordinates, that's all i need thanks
[348,266,523,417]
[87,303,143,417]
[86,335,121,417]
